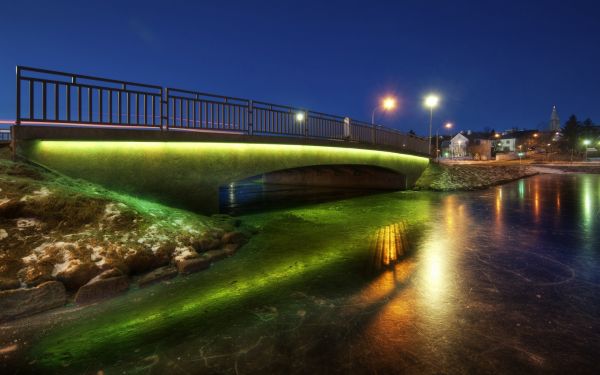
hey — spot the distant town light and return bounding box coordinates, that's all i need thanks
[445,122,453,129]
[296,112,305,122]
[494,133,500,138]
[583,139,591,146]
[533,133,539,138]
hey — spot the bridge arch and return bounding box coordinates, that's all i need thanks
[20,139,429,214]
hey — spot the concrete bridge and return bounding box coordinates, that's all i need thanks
[12,67,429,213]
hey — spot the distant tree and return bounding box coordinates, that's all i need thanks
[581,118,599,144]
[562,115,581,151]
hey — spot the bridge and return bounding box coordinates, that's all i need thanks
[11,66,429,213]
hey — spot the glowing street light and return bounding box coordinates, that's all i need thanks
[371,96,398,144]
[424,94,440,156]
[371,96,397,124]
[425,95,439,108]
[295,112,305,122]
[382,97,397,111]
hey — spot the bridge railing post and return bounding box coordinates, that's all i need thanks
[15,66,20,125]
[304,111,309,138]
[163,88,169,131]
[371,124,376,144]
[247,100,253,135]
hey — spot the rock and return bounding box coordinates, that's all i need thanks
[153,243,175,267]
[75,270,129,304]
[0,277,20,291]
[173,246,199,262]
[124,248,158,274]
[0,257,23,278]
[193,235,221,252]
[17,262,54,287]
[97,252,129,274]
[138,265,178,287]
[0,281,66,322]
[204,249,230,262]
[176,256,211,274]
[95,267,124,279]
[223,243,241,256]
[221,231,248,245]
[55,260,101,290]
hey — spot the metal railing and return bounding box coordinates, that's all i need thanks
[16,66,429,155]
[16,66,163,128]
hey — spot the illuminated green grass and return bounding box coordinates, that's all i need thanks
[28,191,433,372]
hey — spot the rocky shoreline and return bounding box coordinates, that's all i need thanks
[413,163,538,191]
[0,150,254,322]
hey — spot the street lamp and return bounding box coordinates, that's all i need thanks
[424,94,440,156]
[295,112,305,122]
[371,96,397,124]
[435,122,453,162]
[371,96,397,144]
[583,139,591,161]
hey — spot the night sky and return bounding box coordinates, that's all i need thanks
[0,0,599,134]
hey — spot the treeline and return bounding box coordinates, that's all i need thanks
[562,115,598,150]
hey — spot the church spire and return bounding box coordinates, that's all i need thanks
[549,105,560,131]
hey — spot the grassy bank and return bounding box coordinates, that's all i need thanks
[0,147,251,319]
[414,162,537,191]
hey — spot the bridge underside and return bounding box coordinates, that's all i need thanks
[15,126,429,214]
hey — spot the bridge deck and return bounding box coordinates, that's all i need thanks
[13,124,428,157]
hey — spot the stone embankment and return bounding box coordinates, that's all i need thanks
[414,163,537,191]
[0,149,254,322]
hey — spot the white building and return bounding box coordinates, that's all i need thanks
[496,137,516,152]
[449,133,469,157]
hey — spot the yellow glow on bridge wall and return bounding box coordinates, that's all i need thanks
[23,140,429,213]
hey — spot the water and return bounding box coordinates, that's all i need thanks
[2,174,600,374]
[219,180,387,215]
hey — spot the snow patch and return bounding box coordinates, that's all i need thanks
[53,259,82,277]
[19,187,51,202]
[173,246,197,261]
[16,218,42,230]
[0,229,7,240]
[103,203,122,222]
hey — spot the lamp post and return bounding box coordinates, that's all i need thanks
[583,139,591,161]
[371,97,397,124]
[371,96,397,143]
[436,122,453,162]
[424,95,439,157]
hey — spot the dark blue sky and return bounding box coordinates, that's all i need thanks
[1,0,599,134]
